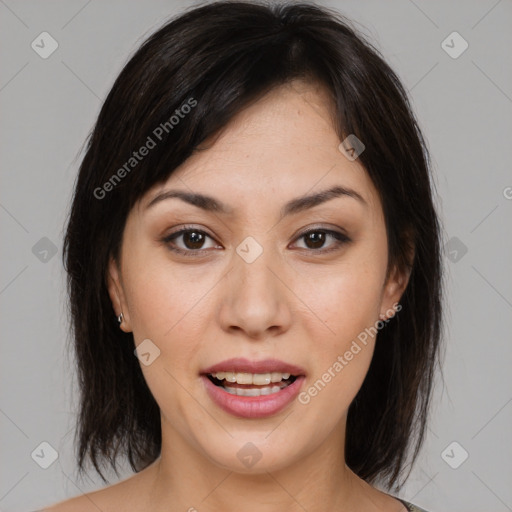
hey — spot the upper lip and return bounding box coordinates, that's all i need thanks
[202,358,306,376]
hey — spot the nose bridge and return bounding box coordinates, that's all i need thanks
[219,234,292,337]
[234,233,284,301]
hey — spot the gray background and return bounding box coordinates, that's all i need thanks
[1,1,511,511]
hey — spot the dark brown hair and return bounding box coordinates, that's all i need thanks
[63,0,444,491]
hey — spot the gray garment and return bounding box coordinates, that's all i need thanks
[398,498,430,512]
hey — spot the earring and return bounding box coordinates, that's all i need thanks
[117,313,123,325]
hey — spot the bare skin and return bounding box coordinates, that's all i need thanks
[46,80,411,512]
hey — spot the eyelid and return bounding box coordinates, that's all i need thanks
[292,223,349,240]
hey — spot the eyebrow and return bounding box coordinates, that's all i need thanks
[145,184,367,217]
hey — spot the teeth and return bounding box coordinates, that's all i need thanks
[272,372,290,382]
[211,371,292,385]
[236,372,253,385]
[253,373,271,385]
[223,385,283,396]
[224,372,237,383]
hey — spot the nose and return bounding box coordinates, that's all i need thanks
[217,242,293,340]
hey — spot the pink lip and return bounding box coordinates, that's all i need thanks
[200,358,306,419]
[201,357,306,376]
[201,374,306,419]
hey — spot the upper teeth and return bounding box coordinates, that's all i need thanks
[211,372,291,385]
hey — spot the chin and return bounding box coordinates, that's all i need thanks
[195,428,311,475]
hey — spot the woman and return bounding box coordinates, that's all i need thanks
[43,1,443,511]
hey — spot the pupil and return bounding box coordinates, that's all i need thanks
[305,232,325,249]
[185,231,204,249]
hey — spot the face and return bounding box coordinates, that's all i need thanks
[107,80,408,475]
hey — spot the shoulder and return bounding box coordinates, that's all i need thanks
[37,460,158,512]
[34,476,143,512]
[32,492,106,512]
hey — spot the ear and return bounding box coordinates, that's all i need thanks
[106,256,132,332]
[379,230,415,320]
[379,264,410,319]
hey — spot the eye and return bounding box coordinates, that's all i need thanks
[162,225,351,257]
[162,226,220,256]
[292,228,351,253]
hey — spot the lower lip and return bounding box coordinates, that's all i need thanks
[201,375,305,419]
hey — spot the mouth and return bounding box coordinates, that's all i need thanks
[206,372,298,397]
[200,358,306,418]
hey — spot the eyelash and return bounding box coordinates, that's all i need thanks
[161,225,351,257]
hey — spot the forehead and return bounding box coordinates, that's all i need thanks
[140,80,381,215]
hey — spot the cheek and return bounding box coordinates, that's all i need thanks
[122,263,214,423]
[122,256,223,387]
[296,272,379,426]
[291,256,384,404]
[124,254,216,339]
[292,260,384,343]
